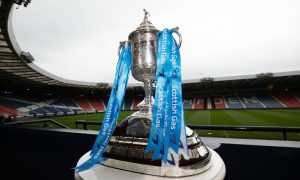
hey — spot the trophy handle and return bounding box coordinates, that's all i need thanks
[171,27,182,48]
[118,41,127,57]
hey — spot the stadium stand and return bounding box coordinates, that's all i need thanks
[0,105,20,117]
[60,99,84,113]
[74,98,95,113]
[0,97,31,108]
[0,98,23,110]
[87,98,106,112]
[131,98,142,110]
[224,95,245,109]
[213,96,227,109]
[31,107,48,114]
[206,97,212,109]
[294,92,300,103]
[272,92,300,108]
[293,92,300,99]
[48,100,73,114]
[255,93,285,108]
[239,95,264,109]
[123,99,133,111]
[2,91,300,118]
[42,106,59,114]
[183,98,194,109]
[193,97,205,109]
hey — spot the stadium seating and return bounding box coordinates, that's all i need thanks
[183,98,194,109]
[131,99,142,110]
[213,96,227,109]
[272,92,300,108]
[87,98,106,112]
[224,95,245,109]
[123,99,133,111]
[6,98,32,107]
[1,91,300,118]
[74,98,95,112]
[0,105,20,117]
[48,100,69,111]
[239,95,264,109]
[61,99,79,107]
[32,108,48,114]
[0,98,23,109]
[206,97,212,109]
[193,98,205,109]
[254,94,284,108]
[60,99,83,113]
[42,106,60,114]
[294,93,300,103]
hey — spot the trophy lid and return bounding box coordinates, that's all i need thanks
[136,9,158,31]
[129,9,159,40]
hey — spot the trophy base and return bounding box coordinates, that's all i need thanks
[123,112,151,137]
[75,147,225,179]
[75,115,223,177]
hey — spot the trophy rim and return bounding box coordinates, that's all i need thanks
[128,29,159,41]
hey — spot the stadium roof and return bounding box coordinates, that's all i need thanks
[0,0,109,91]
[0,0,299,95]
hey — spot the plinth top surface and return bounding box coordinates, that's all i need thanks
[75,148,226,180]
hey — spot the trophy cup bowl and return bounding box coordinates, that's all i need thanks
[121,10,159,137]
[124,11,183,137]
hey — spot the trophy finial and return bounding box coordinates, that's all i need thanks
[137,9,155,29]
[143,9,150,22]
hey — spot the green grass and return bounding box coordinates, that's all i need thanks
[37,109,300,140]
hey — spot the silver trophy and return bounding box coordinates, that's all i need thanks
[75,10,225,179]
[123,9,182,137]
[97,9,216,177]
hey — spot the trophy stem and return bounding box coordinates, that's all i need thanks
[135,80,154,118]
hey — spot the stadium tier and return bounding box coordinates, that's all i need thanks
[87,98,106,112]
[193,97,205,109]
[238,95,264,109]
[224,95,245,109]
[272,92,300,108]
[213,96,227,109]
[183,98,194,109]
[0,104,20,117]
[0,96,84,117]
[74,98,95,113]
[255,93,284,108]
[131,98,142,110]
[1,91,300,118]
[123,99,133,111]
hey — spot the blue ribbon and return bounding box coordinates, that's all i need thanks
[146,29,172,160]
[162,37,183,164]
[165,36,190,164]
[75,42,131,173]
[147,29,188,165]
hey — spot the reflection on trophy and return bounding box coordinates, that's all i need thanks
[125,9,158,136]
[125,9,184,137]
[76,9,225,179]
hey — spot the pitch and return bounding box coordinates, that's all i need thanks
[42,109,300,140]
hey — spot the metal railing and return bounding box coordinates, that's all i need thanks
[75,120,300,141]
[75,120,101,130]
[3,119,70,129]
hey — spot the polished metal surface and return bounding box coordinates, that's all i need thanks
[102,127,212,177]
[127,9,159,117]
